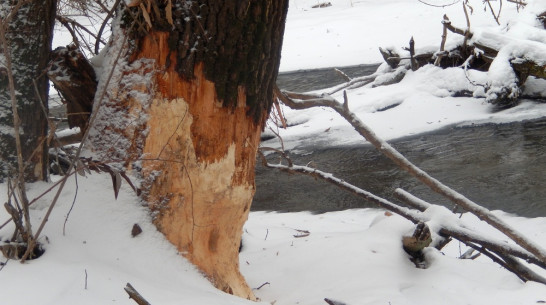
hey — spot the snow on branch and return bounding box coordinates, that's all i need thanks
[259,147,546,284]
[274,85,546,265]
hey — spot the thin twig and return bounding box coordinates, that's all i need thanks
[254,282,270,290]
[62,172,79,235]
[56,16,80,48]
[0,11,34,249]
[462,1,471,48]
[0,171,77,231]
[0,258,9,271]
[334,68,351,82]
[95,0,122,54]
[417,0,461,7]
[485,0,501,25]
[506,0,526,6]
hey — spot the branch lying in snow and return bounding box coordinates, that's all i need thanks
[324,298,348,305]
[271,86,546,283]
[258,152,546,284]
[326,65,407,95]
[124,283,152,305]
[274,86,546,265]
[259,148,546,270]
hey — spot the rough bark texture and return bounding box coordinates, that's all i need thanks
[48,45,97,133]
[0,0,57,181]
[89,0,288,299]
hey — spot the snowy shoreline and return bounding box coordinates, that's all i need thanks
[1,1,545,304]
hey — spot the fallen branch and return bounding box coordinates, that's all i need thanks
[324,298,348,305]
[274,86,546,265]
[259,151,546,283]
[124,283,152,305]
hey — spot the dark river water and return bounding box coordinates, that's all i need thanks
[252,65,546,218]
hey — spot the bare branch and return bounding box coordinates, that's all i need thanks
[434,15,449,66]
[95,0,122,54]
[393,188,432,211]
[334,68,352,82]
[506,0,526,6]
[261,153,546,280]
[276,88,546,264]
[124,283,152,305]
[417,0,461,8]
[485,0,501,25]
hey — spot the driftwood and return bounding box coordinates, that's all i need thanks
[270,86,546,284]
[47,45,97,133]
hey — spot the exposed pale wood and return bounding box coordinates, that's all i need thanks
[88,1,288,298]
[402,222,432,254]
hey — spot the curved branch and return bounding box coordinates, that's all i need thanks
[94,0,122,55]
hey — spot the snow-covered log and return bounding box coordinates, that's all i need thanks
[471,30,546,107]
[376,8,546,107]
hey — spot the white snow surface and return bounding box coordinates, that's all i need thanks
[1,176,545,305]
[269,0,546,150]
[2,0,546,304]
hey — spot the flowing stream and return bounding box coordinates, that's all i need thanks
[252,65,546,217]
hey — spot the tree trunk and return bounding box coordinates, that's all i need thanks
[0,0,56,182]
[88,1,288,299]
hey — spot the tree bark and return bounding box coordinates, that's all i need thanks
[0,0,57,181]
[48,45,97,133]
[88,1,288,299]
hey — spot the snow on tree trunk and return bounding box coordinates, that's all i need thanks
[0,0,56,181]
[87,1,288,299]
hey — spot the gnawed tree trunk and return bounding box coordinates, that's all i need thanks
[0,0,57,181]
[88,1,288,299]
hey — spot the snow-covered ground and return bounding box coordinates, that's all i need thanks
[270,0,546,149]
[1,0,546,304]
